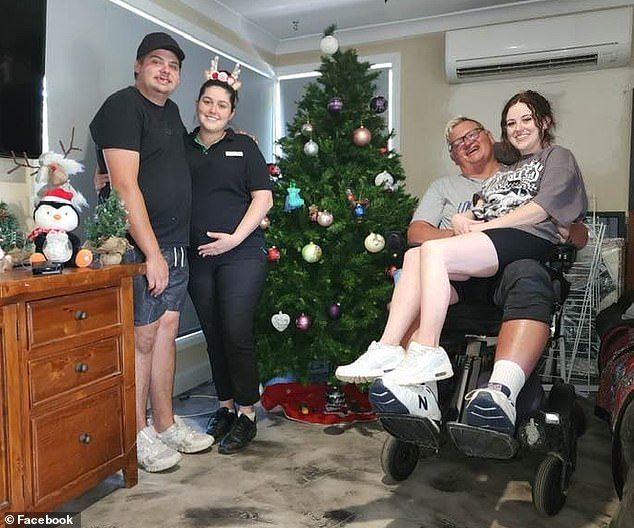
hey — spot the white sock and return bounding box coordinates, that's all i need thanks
[488,360,526,404]
[239,409,256,422]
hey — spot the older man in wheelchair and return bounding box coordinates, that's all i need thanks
[335,113,588,515]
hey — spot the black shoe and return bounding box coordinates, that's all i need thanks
[206,407,236,444]
[217,414,257,454]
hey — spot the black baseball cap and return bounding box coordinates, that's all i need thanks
[136,32,185,64]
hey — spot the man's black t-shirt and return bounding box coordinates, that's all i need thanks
[185,127,272,252]
[90,86,191,247]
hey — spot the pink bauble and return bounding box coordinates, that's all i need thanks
[327,303,341,320]
[295,312,311,330]
[352,126,372,146]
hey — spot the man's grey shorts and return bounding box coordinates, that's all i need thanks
[128,246,189,326]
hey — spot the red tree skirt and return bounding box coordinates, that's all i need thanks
[260,382,376,424]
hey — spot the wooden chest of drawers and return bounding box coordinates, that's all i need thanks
[0,265,141,522]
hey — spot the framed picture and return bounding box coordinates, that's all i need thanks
[585,211,626,239]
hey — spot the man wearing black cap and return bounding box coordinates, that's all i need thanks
[90,32,212,473]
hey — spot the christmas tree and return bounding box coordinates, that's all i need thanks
[85,189,128,245]
[0,201,26,251]
[84,189,131,265]
[256,28,417,383]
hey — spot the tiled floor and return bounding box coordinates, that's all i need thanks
[61,381,623,528]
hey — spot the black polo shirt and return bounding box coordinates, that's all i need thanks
[186,127,272,251]
[90,86,191,248]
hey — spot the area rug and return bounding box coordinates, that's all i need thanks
[260,382,376,424]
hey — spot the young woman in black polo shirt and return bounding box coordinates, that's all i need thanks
[186,67,273,454]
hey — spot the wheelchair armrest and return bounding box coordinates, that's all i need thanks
[547,243,577,275]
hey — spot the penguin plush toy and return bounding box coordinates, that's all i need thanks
[29,187,81,266]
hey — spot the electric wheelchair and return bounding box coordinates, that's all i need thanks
[375,246,586,517]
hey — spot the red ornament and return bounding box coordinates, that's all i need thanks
[266,245,280,262]
[267,163,281,177]
[386,264,398,279]
[379,146,389,155]
[352,126,372,146]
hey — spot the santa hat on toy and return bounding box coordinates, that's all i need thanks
[38,187,75,207]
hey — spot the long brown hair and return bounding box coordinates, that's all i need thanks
[500,90,555,148]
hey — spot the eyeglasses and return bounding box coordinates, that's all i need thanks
[448,127,484,152]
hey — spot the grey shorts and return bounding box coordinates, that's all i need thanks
[130,246,189,326]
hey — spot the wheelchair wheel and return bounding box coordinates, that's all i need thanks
[532,454,568,516]
[380,436,419,481]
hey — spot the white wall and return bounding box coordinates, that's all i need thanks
[282,32,634,214]
[444,68,634,214]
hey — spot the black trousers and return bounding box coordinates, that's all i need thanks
[188,248,267,406]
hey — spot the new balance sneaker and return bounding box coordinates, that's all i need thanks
[464,386,516,435]
[206,407,237,444]
[137,426,182,473]
[217,413,257,455]
[335,341,405,383]
[369,378,441,428]
[382,341,453,385]
[156,415,214,453]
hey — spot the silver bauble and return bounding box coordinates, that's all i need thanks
[303,139,319,156]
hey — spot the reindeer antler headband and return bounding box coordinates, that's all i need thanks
[204,56,242,91]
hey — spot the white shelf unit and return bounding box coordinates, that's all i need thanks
[542,221,608,396]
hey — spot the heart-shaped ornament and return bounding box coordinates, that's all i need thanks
[271,311,290,332]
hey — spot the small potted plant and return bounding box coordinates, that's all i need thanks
[0,201,31,270]
[84,189,131,265]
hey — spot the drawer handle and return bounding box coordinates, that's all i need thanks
[75,362,89,373]
[79,433,92,444]
[75,310,88,320]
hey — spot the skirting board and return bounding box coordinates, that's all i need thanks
[174,330,212,396]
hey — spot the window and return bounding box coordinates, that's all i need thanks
[275,53,401,153]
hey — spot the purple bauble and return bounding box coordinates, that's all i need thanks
[327,97,343,112]
[327,302,341,320]
[370,96,388,114]
[295,312,311,330]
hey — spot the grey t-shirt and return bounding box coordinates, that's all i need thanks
[472,145,587,243]
[410,174,484,228]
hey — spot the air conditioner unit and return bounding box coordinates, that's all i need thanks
[445,7,632,83]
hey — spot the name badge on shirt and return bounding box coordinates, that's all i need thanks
[225,151,244,157]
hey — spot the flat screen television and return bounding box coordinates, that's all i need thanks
[0,0,46,158]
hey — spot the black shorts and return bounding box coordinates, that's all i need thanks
[452,258,555,324]
[482,228,555,269]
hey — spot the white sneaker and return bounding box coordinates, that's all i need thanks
[382,341,453,385]
[464,387,516,435]
[335,341,405,383]
[369,378,441,428]
[137,426,182,473]
[156,415,214,453]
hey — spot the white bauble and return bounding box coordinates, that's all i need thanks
[304,140,319,157]
[364,233,386,253]
[301,242,322,263]
[374,170,394,188]
[320,35,339,55]
[317,210,334,227]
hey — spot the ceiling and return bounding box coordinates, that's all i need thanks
[178,0,633,54]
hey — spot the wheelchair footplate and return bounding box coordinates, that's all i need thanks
[378,413,441,451]
[447,421,518,459]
